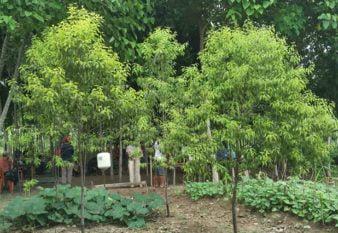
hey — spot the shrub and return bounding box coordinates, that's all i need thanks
[238,178,338,227]
[185,182,226,201]
[0,185,164,232]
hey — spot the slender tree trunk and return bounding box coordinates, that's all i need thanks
[150,155,153,187]
[326,137,332,179]
[282,160,287,180]
[274,164,279,180]
[78,129,85,233]
[165,165,170,217]
[232,157,239,233]
[199,20,206,51]
[30,165,34,179]
[207,119,219,183]
[0,33,9,76]
[0,37,25,132]
[200,19,218,183]
[0,95,2,116]
[109,142,114,180]
[173,166,176,186]
[119,123,123,182]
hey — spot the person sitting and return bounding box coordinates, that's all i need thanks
[0,152,14,193]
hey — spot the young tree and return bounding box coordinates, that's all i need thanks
[166,25,337,233]
[136,28,185,215]
[15,7,127,232]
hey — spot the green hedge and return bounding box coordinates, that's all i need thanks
[0,185,164,232]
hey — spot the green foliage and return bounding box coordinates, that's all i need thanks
[0,0,63,31]
[137,27,186,153]
[0,185,164,231]
[65,0,154,61]
[317,0,337,30]
[162,25,336,180]
[185,182,226,201]
[274,4,306,37]
[201,25,335,172]
[15,6,128,157]
[23,179,38,196]
[238,178,338,227]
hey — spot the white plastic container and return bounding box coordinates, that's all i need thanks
[97,152,111,169]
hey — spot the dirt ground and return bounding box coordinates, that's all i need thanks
[20,185,335,233]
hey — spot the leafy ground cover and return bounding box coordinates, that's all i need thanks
[184,178,338,228]
[27,186,335,233]
[238,178,338,227]
[185,182,226,201]
[0,185,164,232]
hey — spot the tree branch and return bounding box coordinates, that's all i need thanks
[0,36,26,131]
[0,33,9,78]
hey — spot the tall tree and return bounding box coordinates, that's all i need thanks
[165,25,337,233]
[15,7,127,232]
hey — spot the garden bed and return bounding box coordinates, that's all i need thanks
[5,185,335,233]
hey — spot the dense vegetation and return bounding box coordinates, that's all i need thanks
[185,182,227,201]
[238,178,338,227]
[0,1,337,233]
[185,179,338,227]
[0,185,164,232]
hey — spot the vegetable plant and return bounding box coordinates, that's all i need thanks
[0,185,164,232]
[238,178,338,227]
[185,182,226,201]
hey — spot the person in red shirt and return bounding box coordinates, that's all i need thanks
[0,152,14,193]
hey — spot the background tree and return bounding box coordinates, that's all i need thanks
[0,0,64,135]
[15,7,127,232]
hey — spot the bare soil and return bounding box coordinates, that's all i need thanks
[28,185,335,233]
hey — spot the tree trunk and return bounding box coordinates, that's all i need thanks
[109,142,114,180]
[274,164,279,180]
[199,20,206,51]
[78,130,85,233]
[232,158,239,233]
[326,137,332,179]
[150,155,153,187]
[30,165,34,179]
[207,119,219,183]
[282,160,287,180]
[0,33,9,77]
[119,127,123,182]
[0,37,25,132]
[165,165,170,217]
[173,166,176,186]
